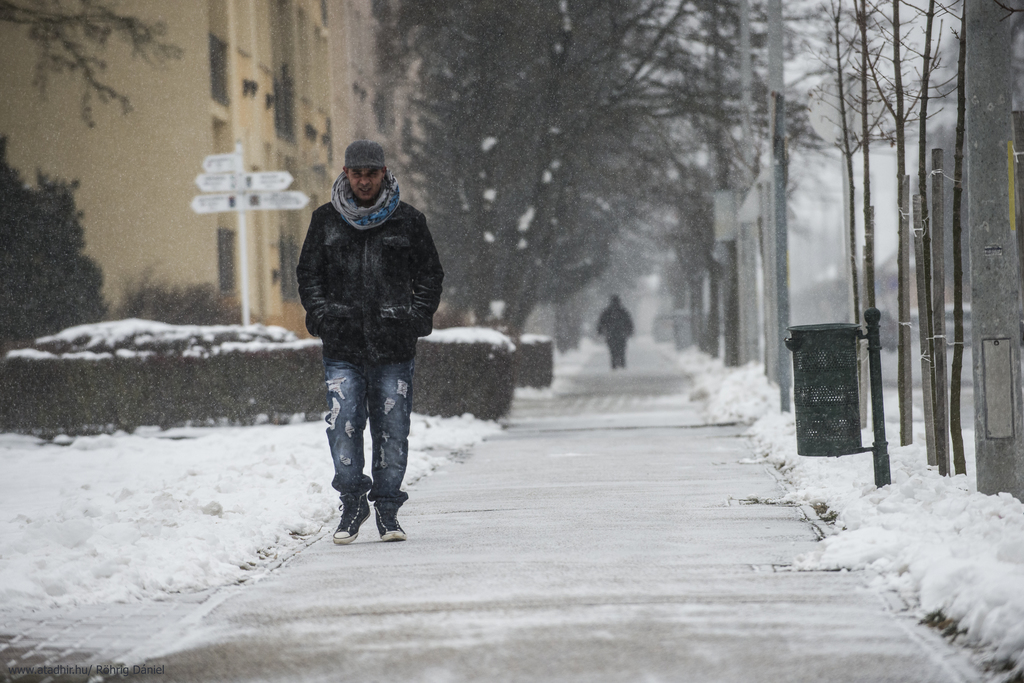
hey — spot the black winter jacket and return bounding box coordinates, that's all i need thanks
[296,201,444,364]
[597,303,634,343]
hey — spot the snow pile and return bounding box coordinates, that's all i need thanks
[0,414,501,608]
[678,349,779,424]
[422,326,516,352]
[520,333,552,345]
[9,319,320,360]
[686,351,1024,677]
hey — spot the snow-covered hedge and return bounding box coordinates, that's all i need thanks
[416,326,517,420]
[1,320,324,435]
[27,318,314,357]
[0,321,520,433]
[516,334,553,389]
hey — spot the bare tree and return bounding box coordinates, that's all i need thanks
[992,0,1023,19]
[869,0,921,446]
[950,5,967,476]
[0,0,183,126]
[382,0,768,334]
[827,0,862,321]
[857,0,877,308]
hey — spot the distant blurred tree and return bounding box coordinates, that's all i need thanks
[0,0,183,126]
[378,0,769,333]
[0,136,107,343]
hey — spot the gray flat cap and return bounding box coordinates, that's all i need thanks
[345,140,385,169]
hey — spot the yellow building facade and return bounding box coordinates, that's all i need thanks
[0,0,353,334]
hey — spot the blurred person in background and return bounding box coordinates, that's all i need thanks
[597,295,634,370]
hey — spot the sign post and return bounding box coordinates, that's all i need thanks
[190,142,309,325]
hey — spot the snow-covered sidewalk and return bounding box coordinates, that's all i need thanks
[0,414,500,609]
[680,349,1024,680]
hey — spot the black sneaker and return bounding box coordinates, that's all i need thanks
[374,503,407,542]
[333,494,370,545]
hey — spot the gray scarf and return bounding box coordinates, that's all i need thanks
[330,170,401,230]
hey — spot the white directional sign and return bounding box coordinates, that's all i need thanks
[202,153,238,174]
[189,191,309,214]
[195,171,294,192]
[245,191,309,210]
[195,172,236,192]
[192,144,311,327]
[190,193,238,214]
[242,171,293,191]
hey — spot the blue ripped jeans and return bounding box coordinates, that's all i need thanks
[323,356,414,510]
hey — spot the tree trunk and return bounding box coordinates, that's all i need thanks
[835,7,860,322]
[893,0,913,445]
[950,5,967,476]
[860,0,874,308]
[917,0,938,467]
[931,149,950,475]
[914,194,938,465]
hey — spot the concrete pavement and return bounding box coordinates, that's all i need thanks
[126,338,982,683]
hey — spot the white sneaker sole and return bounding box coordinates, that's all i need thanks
[333,510,370,545]
[380,530,407,542]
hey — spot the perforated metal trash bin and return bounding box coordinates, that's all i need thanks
[785,324,862,456]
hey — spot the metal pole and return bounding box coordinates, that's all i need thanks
[966,0,1023,498]
[931,149,950,475]
[761,181,778,384]
[865,307,891,487]
[723,241,740,366]
[772,92,791,412]
[767,0,789,410]
[235,141,251,326]
[767,0,783,95]
[737,217,759,364]
[737,0,758,366]
[740,0,753,168]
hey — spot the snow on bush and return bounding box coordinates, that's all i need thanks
[0,414,500,608]
[10,319,320,360]
[684,350,1024,677]
[422,326,516,351]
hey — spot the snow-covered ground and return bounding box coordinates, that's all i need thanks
[0,413,500,609]
[679,349,1024,680]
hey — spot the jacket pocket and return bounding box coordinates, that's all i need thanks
[325,302,357,318]
[381,235,412,282]
[380,304,413,320]
[382,236,411,248]
[380,306,432,337]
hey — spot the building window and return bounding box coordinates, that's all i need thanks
[279,233,299,301]
[217,228,236,294]
[209,33,229,105]
[273,63,295,141]
[212,118,231,153]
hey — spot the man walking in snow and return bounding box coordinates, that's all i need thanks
[297,140,444,545]
[597,295,634,370]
